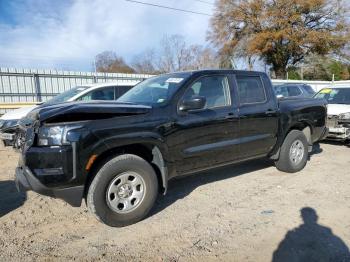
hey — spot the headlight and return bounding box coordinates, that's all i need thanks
[339,112,350,120]
[37,125,81,146]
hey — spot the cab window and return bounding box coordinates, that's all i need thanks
[236,75,266,104]
[182,75,231,109]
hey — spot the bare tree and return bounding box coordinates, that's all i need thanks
[157,35,190,72]
[131,34,220,74]
[95,51,135,73]
[131,49,159,74]
[186,45,219,70]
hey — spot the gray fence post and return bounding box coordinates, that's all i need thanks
[33,73,42,102]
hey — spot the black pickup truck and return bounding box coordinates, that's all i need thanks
[15,70,328,227]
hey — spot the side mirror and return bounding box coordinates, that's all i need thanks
[179,96,206,112]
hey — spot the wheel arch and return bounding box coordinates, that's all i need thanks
[286,121,313,144]
[270,121,313,160]
[85,142,169,196]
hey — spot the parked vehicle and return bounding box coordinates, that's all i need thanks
[314,87,350,141]
[0,81,139,146]
[15,70,328,227]
[274,83,315,98]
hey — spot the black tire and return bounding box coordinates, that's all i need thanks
[275,130,309,173]
[87,154,158,227]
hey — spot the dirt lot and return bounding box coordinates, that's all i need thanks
[0,142,349,262]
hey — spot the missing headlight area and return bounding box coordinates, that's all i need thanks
[0,119,18,131]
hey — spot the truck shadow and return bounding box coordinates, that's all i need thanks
[309,143,323,158]
[0,180,26,218]
[152,143,324,217]
[272,207,350,262]
[321,140,350,147]
[151,158,272,216]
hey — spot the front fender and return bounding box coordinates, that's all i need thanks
[86,131,170,194]
[93,131,169,160]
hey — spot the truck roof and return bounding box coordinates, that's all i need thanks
[176,69,268,75]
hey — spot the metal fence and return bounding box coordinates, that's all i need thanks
[1,67,350,115]
[0,67,152,114]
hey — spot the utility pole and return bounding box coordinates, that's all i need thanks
[94,58,97,73]
[93,57,97,83]
[300,66,304,80]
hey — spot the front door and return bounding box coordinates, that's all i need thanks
[167,74,240,174]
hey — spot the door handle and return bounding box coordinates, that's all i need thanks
[225,113,239,120]
[265,109,277,115]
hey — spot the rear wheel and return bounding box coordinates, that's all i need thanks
[275,130,309,173]
[87,154,158,227]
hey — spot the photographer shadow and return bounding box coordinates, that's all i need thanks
[272,207,350,262]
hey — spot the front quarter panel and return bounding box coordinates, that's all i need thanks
[86,108,171,164]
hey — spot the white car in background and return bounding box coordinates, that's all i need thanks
[314,87,350,141]
[0,81,140,146]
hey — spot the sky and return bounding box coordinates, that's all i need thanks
[0,0,215,71]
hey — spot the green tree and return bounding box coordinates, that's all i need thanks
[287,67,301,80]
[302,55,350,80]
[340,65,350,80]
[209,0,349,78]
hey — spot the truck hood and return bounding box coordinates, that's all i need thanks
[0,105,38,120]
[327,104,350,116]
[32,101,152,123]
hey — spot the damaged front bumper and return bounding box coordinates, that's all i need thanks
[15,166,84,207]
[15,140,85,207]
[327,127,350,141]
[326,115,350,141]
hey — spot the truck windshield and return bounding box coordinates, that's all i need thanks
[45,86,89,105]
[315,88,350,104]
[117,73,191,105]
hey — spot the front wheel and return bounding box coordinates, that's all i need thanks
[87,154,158,227]
[275,130,309,173]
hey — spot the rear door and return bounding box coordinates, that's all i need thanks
[234,73,279,159]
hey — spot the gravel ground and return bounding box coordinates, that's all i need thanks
[0,142,350,261]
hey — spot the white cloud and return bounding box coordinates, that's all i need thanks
[0,0,214,70]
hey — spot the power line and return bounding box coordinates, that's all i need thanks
[193,0,215,6]
[0,52,91,61]
[124,0,212,16]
